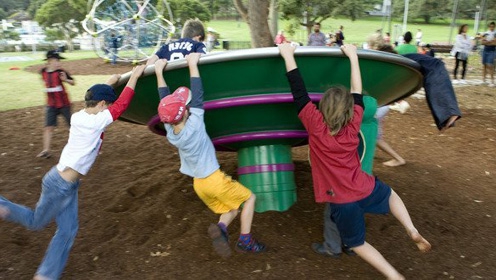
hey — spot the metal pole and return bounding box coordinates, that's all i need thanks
[448,0,460,44]
[388,1,392,34]
[402,0,409,33]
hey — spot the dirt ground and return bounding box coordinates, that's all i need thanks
[1,57,495,279]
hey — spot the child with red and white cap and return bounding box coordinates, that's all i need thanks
[154,53,266,257]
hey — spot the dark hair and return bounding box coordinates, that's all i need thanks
[458,24,468,34]
[181,19,206,41]
[489,21,495,26]
[314,22,321,26]
[378,44,398,54]
[403,32,413,43]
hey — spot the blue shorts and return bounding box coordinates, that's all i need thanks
[329,178,392,248]
[482,51,495,65]
[45,106,71,127]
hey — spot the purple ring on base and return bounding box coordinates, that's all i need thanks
[237,163,295,175]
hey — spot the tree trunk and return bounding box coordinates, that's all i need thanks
[233,0,274,48]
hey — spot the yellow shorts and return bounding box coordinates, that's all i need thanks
[193,169,252,214]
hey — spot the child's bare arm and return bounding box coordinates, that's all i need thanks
[126,65,146,90]
[60,71,75,85]
[278,43,311,113]
[107,65,145,120]
[278,43,297,72]
[146,54,159,66]
[155,59,168,88]
[105,74,121,86]
[186,53,201,78]
[340,44,362,94]
[186,53,203,109]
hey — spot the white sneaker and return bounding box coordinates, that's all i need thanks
[452,79,459,85]
[460,79,468,84]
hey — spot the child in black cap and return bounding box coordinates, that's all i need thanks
[0,65,145,280]
[37,50,75,159]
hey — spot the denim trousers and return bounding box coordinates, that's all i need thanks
[404,53,462,130]
[0,166,80,280]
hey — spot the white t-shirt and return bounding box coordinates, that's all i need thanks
[57,109,113,175]
[484,30,496,41]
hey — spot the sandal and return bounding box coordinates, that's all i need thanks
[36,150,52,159]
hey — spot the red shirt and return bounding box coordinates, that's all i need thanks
[41,68,71,108]
[298,102,375,203]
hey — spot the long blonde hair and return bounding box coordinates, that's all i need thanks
[319,86,354,136]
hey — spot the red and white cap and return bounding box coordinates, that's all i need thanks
[158,86,192,124]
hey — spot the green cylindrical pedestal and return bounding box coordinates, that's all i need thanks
[237,145,297,212]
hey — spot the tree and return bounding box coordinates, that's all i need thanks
[332,0,376,21]
[409,0,451,23]
[0,0,30,13]
[0,8,7,20]
[234,0,275,48]
[167,0,211,24]
[0,29,20,40]
[35,0,86,51]
[279,0,337,35]
[28,0,48,18]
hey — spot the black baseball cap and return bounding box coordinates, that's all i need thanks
[44,50,65,60]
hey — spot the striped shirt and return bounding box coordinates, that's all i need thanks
[40,68,72,108]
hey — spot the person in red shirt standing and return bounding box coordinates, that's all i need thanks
[38,50,75,159]
[278,43,431,279]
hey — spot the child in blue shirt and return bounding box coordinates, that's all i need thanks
[154,53,265,257]
[147,19,206,65]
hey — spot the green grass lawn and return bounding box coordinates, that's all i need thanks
[206,17,476,45]
[0,18,477,111]
[0,50,109,111]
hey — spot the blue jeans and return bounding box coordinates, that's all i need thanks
[0,166,80,279]
[404,53,462,130]
[112,48,118,65]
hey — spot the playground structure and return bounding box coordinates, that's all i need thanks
[82,0,175,63]
[113,47,423,212]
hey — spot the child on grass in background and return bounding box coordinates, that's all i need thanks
[37,50,75,159]
[147,19,207,65]
[375,105,406,167]
[279,42,431,279]
[0,65,146,280]
[154,53,265,257]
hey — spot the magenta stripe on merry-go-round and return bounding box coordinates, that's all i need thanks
[237,163,295,175]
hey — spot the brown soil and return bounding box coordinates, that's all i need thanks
[1,57,495,279]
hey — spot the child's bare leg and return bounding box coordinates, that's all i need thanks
[389,190,431,252]
[352,242,404,280]
[440,115,459,132]
[33,274,51,280]
[239,194,256,234]
[376,139,406,167]
[219,209,238,227]
[39,126,54,155]
[0,204,9,219]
